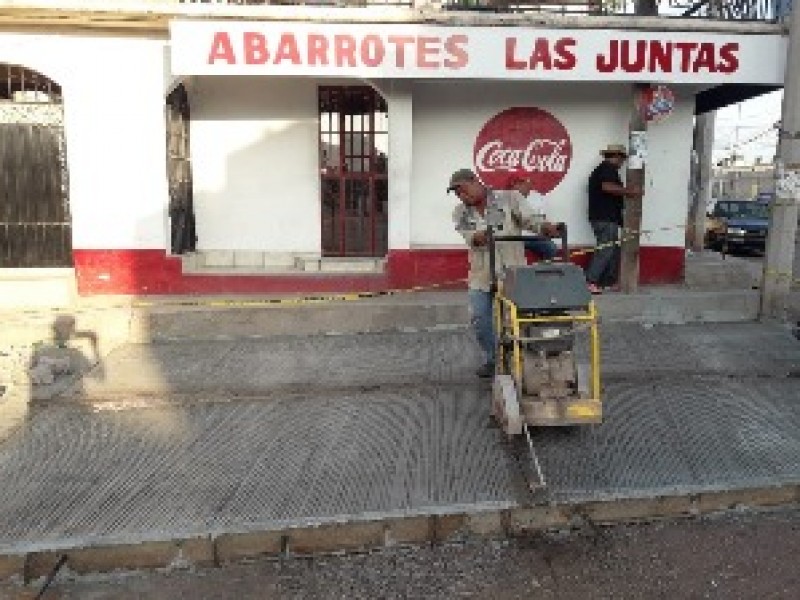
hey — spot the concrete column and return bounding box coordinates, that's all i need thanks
[386,81,413,251]
[761,4,800,319]
[689,112,715,252]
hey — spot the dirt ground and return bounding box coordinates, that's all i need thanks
[2,506,798,600]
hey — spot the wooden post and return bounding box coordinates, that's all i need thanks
[617,0,659,292]
[620,84,648,294]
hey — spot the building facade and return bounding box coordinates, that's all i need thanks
[0,2,788,296]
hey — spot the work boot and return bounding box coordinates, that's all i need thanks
[587,282,603,295]
[476,362,495,378]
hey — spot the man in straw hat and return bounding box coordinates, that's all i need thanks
[585,143,643,294]
[448,168,559,378]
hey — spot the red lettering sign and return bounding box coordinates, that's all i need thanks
[207,31,470,70]
[201,29,745,79]
[505,37,576,71]
[595,39,739,74]
[473,107,572,195]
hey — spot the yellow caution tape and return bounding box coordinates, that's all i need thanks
[9,222,797,314]
[129,278,467,309]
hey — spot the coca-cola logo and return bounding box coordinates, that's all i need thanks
[473,107,572,194]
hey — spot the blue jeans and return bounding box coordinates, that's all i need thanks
[585,221,620,286]
[524,237,558,260]
[469,289,495,365]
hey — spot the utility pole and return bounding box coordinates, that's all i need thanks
[619,0,658,293]
[762,4,800,319]
[689,112,715,252]
[620,83,648,294]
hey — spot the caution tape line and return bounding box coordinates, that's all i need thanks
[561,222,800,285]
[89,229,800,309]
[560,223,687,260]
[764,269,800,285]
[135,225,688,308]
[129,278,467,309]
[9,223,798,313]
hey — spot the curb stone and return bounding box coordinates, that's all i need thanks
[1,484,796,583]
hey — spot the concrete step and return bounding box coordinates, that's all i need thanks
[0,288,761,351]
[683,251,762,290]
[0,268,77,309]
[182,251,385,275]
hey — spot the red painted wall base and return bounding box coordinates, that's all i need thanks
[72,247,684,296]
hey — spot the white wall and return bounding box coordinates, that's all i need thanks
[0,32,170,250]
[374,80,412,251]
[0,30,695,257]
[188,76,321,252]
[642,90,695,247]
[411,80,693,249]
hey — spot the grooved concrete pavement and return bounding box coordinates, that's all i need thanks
[0,322,798,558]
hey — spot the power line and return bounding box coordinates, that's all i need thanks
[714,121,780,164]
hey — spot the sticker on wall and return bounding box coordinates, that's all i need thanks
[776,161,800,198]
[473,107,572,194]
[628,130,647,170]
[639,85,676,124]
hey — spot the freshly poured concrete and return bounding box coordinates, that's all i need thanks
[0,322,798,563]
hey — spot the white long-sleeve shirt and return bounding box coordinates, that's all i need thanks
[452,189,546,291]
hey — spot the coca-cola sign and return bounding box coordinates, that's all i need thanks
[473,107,572,194]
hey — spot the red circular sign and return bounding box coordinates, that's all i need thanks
[473,107,572,195]
[638,85,676,124]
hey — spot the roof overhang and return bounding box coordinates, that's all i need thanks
[695,84,782,115]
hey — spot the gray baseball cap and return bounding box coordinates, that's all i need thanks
[447,168,477,192]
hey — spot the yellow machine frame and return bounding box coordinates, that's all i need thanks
[493,286,602,425]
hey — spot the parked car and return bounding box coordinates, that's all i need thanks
[755,191,775,206]
[705,199,769,253]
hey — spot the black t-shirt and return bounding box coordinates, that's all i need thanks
[588,161,623,224]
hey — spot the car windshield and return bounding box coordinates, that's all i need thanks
[717,202,769,220]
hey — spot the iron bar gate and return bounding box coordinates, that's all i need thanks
[0,64,70,268]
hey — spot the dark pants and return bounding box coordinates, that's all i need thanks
[524,237,558,260]
[585,221,620,286]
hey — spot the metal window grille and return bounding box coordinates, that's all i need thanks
[319,86,389,257]
[0,64,71,268]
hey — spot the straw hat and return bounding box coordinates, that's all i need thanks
[600,144,628,157]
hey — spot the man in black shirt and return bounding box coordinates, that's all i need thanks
[585,144,642,293]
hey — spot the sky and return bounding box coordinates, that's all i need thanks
[711,89,784,165]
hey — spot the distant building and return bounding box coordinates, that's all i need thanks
[712,162,775,201]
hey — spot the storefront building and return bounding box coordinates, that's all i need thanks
[0,4,787,296]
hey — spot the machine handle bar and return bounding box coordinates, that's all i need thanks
[488,223,568,294]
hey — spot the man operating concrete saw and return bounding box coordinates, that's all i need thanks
[448,168,560,379]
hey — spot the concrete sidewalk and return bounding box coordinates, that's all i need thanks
[0,250,798,582]
[0,321,798,581]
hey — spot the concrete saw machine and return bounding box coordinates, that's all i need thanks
[489,226,602,439]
